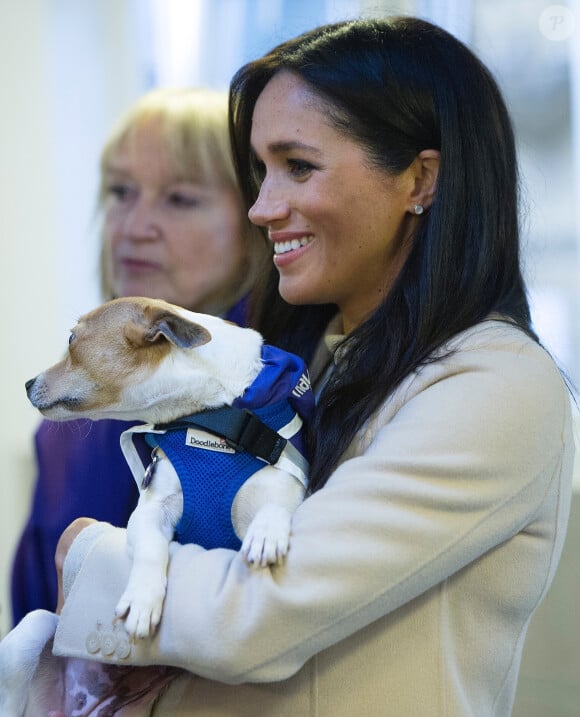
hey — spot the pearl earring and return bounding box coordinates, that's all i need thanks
[413,204,424,215]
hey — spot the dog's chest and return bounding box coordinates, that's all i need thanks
[147,427,269,548]
[144,397,303,548]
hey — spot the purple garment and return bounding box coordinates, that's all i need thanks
[10,419,140,625]
[10,298,249,626]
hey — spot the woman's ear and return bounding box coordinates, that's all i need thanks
[409,149,440,212]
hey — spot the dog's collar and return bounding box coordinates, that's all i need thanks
[154,406,287,466]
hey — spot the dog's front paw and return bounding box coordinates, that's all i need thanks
[0,609,59,716]
[115,574,167,639]
[241,504,293,567]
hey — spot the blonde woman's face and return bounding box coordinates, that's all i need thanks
[102,124,247,314]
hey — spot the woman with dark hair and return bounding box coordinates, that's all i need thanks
[2,17,574,716]
[231,17,538,492]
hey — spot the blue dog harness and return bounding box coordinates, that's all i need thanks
[120,345,313,550]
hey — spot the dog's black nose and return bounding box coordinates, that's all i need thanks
[25,377,36,393]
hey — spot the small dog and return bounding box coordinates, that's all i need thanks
[0,296,311,715]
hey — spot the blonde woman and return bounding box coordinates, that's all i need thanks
[11,87,266,624]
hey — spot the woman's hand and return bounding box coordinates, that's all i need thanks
[55,517,97,613]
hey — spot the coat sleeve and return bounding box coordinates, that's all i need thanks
[53,326,574,684]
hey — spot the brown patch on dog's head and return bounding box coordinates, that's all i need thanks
[124,302,211,350]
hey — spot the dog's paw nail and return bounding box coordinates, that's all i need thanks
[115,598,128,614]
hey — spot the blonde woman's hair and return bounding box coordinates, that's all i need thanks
[99,87,266,303]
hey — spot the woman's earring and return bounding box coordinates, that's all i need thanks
[413,204,424,215]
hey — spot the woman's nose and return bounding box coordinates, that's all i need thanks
[122,199,161,240]
[248,180,290,227]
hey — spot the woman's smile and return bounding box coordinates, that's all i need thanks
[270,231,315,262]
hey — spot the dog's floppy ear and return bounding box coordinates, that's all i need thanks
[147,313,212,349]
[125,311,212,349]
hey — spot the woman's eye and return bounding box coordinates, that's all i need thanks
[107,183,134,202]
[167,191,202,209]
[287,159,315,178]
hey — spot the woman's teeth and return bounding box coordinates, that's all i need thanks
[273,236,313,255]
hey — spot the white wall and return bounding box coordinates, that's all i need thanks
[0,0,147,636]
[0,0,58,637]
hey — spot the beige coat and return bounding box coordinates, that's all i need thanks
[54,319,575,715]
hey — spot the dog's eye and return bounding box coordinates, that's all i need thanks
[69,332,76,345]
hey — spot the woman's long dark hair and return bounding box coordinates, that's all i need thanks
[230,17,537,492]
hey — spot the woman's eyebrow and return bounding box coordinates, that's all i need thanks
[103,164,131,177]
[263,140,323,156]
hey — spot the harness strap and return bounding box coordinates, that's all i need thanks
[155,407,288,465]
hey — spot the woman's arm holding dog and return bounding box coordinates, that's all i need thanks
[52,333,572,685]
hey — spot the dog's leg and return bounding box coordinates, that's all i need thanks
[0,609,59,717]
[242,503,295,567]
[116,452,183,639]
[233,466,305,567]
